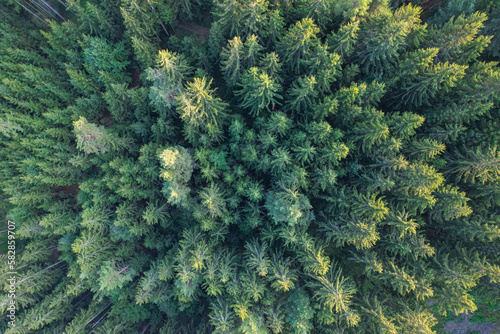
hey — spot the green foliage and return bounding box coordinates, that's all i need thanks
[236,67,282,116]
[308,265,357,316]
[286,75,318,115]
[328,20,360,58]
[265,188,314,227]
[73,117,126,154]
[395,51,468,108]
[279,18,320,73]
[286,288,315,334]
[270,252,297,292]
[159,146,194,206]
[220,36,245,88]
[156,49,193,82]
[427,12,491,64]
[81,36,130,87]
[98,260,136,293]
[2,1,500,333]
[200,183,227,220]
[177,77,228,145]
[446,146,500,184]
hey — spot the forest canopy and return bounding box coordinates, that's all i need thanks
[0,0,499,333]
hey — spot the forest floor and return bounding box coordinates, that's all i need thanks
[440,311,500,334]
[420,0,444,11]
[176,20,210,38]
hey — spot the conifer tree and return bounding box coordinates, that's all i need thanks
[243,34,264,68]
[426,12,491,64]
[159,146,194,206]
[220,36,245,88]
[176,77,228,145]
[393,48,468,108]
[279,18,320,74]
[236,67,282,116]
[328,20,360,58]
[286,75,318,114]
[445,146,500,184]
[73,117,127,154]
[307,266,357,324]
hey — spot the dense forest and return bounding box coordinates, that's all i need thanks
[0,0,499,333]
